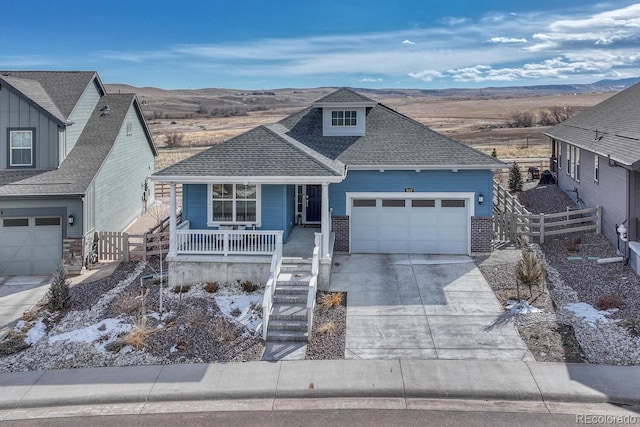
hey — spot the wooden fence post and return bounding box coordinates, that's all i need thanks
[596,205,602,234]
[539,213,545,244]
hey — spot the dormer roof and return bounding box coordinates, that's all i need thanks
[312,87,377,108]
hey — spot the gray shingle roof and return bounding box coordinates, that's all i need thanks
[154,126,343,179]
[0,94,141,196]
[280,103,504,168]
[0,76,66,123]
[0,71,101,118]
[153,88,504,180]
[313,87,377,105]
[545,82,640,168]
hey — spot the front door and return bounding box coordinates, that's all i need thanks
[305,185,322,223]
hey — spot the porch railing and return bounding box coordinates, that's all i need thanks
[175,229,283,256]
[262,247,283,341]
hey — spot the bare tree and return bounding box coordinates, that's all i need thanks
[508,111,535,128]
[164,132,185,148]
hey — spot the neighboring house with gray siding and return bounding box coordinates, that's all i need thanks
[0,71,157,275]
[545,82,640,261]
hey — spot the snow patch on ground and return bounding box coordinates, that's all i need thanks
[215,294,263,332]
[24,320,47,345]
[506,300,542,315]
[48,318,132,352]
[564,302,615,327]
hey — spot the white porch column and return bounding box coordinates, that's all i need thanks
[321,182,330,259]
[169,182,177,256]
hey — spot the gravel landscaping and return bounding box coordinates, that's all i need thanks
[478,183,640,365]
[2,184,639,369]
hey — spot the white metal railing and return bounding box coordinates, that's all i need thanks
[175,229,283,256]
[262,245,283,340]
[305,233,322,338]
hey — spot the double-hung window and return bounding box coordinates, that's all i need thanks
[331,110,357,127]
[208,184,260,225]
[9,130,34,167]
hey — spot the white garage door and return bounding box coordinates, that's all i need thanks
[350,195,470,254]
[0,217,62,275]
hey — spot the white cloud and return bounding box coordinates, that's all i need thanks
[94,2,640,88]
[487,37,528,44]
[438,16,468,26]
[407,70,443,82]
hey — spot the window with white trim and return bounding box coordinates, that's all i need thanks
[9,130,33,167]
[208,184,260,225]
[331,110,357,126]
[568,145,580,181]
[594,154,599,183]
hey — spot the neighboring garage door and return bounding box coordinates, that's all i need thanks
[350,195,470,254]
[0,216,62,275]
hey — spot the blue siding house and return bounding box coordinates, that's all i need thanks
[152,88,505,286]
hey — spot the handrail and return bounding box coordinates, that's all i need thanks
[307,237,321,338]
[262,248,283,341]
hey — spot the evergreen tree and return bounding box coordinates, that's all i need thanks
[47,265,71,311]
[508,162,524,192]
[491,148,497,158]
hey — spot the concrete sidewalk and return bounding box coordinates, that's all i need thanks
[1,359,639,416]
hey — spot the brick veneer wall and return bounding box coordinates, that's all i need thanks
[471,216,493,254]
[332,215,350,251]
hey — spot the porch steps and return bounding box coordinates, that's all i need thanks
[266,257,313,343]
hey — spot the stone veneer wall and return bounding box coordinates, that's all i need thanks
[471,216,493,254]
[63,237,85,275]
[332,215,350,251]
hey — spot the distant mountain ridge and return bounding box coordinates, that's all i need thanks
[105,77,639,116]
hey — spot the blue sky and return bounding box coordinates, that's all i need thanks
[2,1,639,89]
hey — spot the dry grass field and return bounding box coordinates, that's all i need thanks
[131,86,613,172]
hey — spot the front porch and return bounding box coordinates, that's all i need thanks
[166,225,333,288]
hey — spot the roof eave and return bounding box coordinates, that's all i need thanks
[149,175,345,185]
[347,164,508,171]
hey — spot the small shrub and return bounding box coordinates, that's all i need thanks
[595,295,624,311]
[230,307,242,317]
[320,292,344,308]
[114,291,144,315]
[566,237,582,253]
[317,321,336,335]
[203,282,219,293]
[491,148,497,158]
[515,248,545,298]
[46,265,71,311]
[620,318,640,337]
[123,319,154,350]
[213,317,238,343]
[0,331,29,356]
[171,284,192,294]
[240,280,260,293]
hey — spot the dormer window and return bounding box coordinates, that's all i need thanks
[332,110,357,127]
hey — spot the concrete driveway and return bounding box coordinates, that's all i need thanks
[329,254,532,361]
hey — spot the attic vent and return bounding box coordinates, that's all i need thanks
[100,105,111,116]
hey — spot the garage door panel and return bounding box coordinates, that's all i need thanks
[351,195,469,255]
[0,216,62,275]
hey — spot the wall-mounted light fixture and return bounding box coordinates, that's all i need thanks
[68,215,74,226]
[478,194,484,205]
